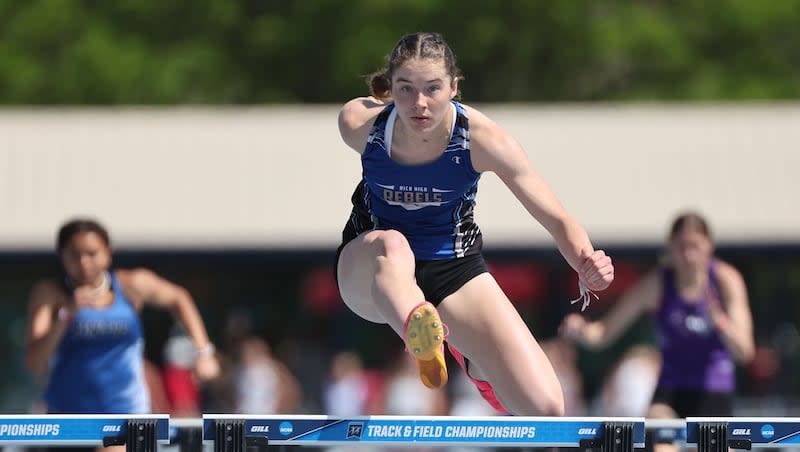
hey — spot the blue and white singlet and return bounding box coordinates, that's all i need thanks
[342,101,483,260]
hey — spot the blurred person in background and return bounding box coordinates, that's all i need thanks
[161,326,203,417]
[382,350,449,416]
[377,352,449,452]
[322,350,369,416]
[234,336,302,414]
[540,337,587,416]
[596,344,661,417]
[322,351,386,452]
[322,350,381,416]
[199,306,257,414]
[142,358,171,415]
[560,212,755,452]
[334,31,613,416]
[24,218,220,451]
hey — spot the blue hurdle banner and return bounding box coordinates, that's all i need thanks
[687,417,800,450]
[203,415,645,450]
[0,414,169,450]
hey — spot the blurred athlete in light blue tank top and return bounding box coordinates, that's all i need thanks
[26,218,220,421]
[45,271,149,413]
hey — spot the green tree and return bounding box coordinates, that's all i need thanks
[0,0,798,104]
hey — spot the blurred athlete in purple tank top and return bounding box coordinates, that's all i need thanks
[560,212,754,452]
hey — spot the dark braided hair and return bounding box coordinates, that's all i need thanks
[367,32,463,101]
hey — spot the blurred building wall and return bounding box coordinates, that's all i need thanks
[1,103,798,250]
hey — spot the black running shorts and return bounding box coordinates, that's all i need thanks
[334,243,488,306]
[650,387,733,417]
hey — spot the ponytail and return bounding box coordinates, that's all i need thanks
[367,69,392,102]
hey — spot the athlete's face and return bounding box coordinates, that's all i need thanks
[391,58,458,137]
[669,229,713,272]
[60,231,112,285]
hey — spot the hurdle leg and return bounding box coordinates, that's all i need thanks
[696,422,752,452]
[125,419,158,452]
[213,419,270,452]
[581,422,636,452]
[697,422,727,452]
[178,426,203,452]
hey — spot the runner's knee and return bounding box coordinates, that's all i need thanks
[368,230,414,263]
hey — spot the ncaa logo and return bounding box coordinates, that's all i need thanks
[761,424,775,439]
[279,422,293,436]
